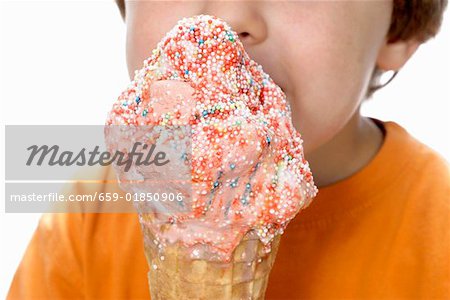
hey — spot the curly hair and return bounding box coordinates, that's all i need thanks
[114,0,447,97]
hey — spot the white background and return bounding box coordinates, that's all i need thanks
[0,1,449,298]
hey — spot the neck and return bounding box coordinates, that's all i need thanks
[305,110,384,188]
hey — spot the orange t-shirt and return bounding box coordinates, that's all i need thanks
[8,120,450,299]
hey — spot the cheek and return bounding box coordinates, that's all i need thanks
[276,2,391,153]
[287,49,367,154]
[125,2,202,79]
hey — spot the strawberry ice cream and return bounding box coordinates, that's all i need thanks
[105,14,318,261]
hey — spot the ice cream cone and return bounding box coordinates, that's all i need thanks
[141,222,281,300]
[105,14,318,300]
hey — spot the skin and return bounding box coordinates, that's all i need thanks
[122,0,420,187]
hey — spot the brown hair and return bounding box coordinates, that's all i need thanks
[368,0,448,97]
[114,0,447,97]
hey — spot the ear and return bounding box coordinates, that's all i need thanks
[376,38,421,71]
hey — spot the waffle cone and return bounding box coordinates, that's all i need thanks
[142,225,281,300]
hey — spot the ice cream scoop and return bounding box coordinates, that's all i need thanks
[105,14,318,261]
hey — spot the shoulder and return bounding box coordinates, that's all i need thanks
[383,120,450,191]
[414,145,450,196]
[393,121,449,173]
[382,120,449,220]
[380,122,449,272]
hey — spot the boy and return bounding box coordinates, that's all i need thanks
[8,1,449,299]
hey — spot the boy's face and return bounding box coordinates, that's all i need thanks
[124,1,392,154]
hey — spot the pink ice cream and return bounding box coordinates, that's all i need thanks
[105,14,318,261]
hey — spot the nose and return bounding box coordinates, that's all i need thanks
[201,1,267,46]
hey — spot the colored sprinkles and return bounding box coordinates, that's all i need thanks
[106,14,318,260]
